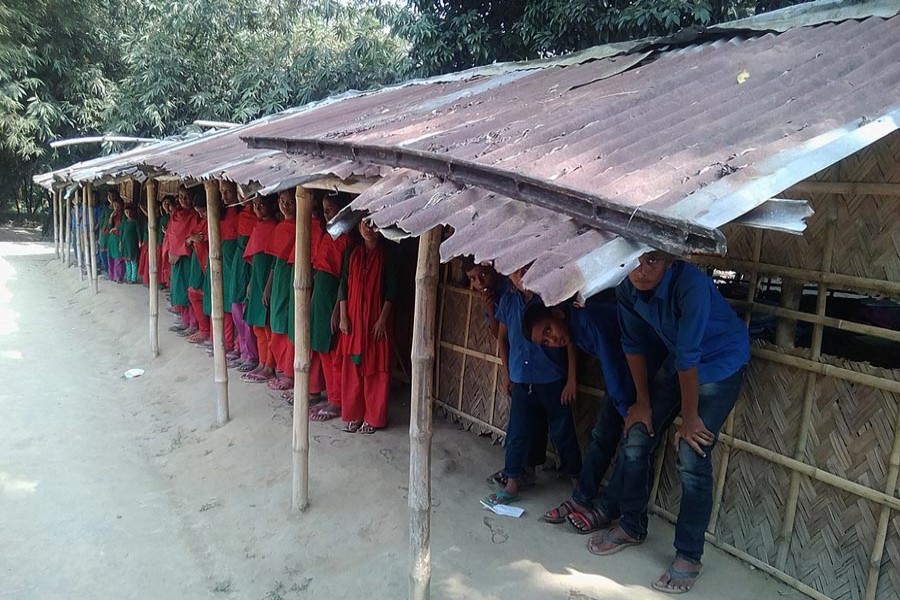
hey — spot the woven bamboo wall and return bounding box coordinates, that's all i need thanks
[433,132,900,600]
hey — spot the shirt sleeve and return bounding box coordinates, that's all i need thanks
[615,283,657,355]
[583,307,636,405]
[494,293,510,326]
[672,273,712,371]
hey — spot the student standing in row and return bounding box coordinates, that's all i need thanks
[338,220,397,434]
[266,189,297,391]
[120,204,142,284]
[229,193,259,372]
[241,195,279,383]
[587,253,750,594]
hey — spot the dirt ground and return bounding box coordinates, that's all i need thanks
[0,228,804,600]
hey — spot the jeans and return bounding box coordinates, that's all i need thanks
[572,396,623,509]
[504,381,582,479]
[605,364,747,563]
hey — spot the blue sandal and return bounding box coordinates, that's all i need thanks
[651,562,702,594]
[482,491,520,507]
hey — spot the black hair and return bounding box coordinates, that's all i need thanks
[162,194,177,204]
[460,255,478,273]
[191,188,206,208]
[521,303,555,343]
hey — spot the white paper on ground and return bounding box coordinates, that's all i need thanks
[124,368,145,379]
[479,500,525,517]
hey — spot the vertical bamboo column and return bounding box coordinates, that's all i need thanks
[147,179,160,358]
[51,189,60,257]
[64,191,71,266]
[205,180,229,427]
[775,212,836,570]
[291,187,313,512]
[409,227,441,600]
[87,183,98,293]
[77,189,86,281]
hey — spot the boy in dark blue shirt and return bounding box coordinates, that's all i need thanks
[589,253,749,594]
[485,265,581,505]
[524,301,663,533]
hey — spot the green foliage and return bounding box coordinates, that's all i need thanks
[392,0,805,76]
[105,0,410,137]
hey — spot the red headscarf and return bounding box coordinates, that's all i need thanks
[267,218,296,261]
[220,206,240,241]
[244,217,278,263]
[237,205,257,237]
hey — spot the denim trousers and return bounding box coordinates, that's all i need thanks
[602,364,747,563]
[503,381,582,479]
[571,396,623,509]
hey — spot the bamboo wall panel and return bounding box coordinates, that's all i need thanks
[715,450,788,565]
[492,372,510,432]
[440,288,467,347]
[877,514,900,600]
[438,349,462,410]
[787,480,877,600]
[460,357,495,424]
[465,303,495,354]
[806,371,899,491]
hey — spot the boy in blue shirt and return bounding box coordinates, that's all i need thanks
[485,265,581,505]
[525,301,663,533]
[589,253,749,594]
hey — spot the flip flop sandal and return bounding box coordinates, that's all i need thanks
[567,508,611,535]
[651,563,702,594]
[486,470,536,490]
[356,422,377,435]
[267,378,294,391]
[310,406,341,422]
[541,499,579,524]
[342,420,362,433]
[281,390,294,400]
[482,491,520,507]
[168,324,187,332]
[587,527,642,556]
[237,362,258,372]
[226,350,241,360]
[177,329,197,338]
[241,372,269,383]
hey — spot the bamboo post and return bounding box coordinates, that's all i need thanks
[409,227,441,600]
[291,187,314,512]
[87,183,98,293]
[147,179,160,358]
[205,180,229,427]
[77,190,86,281]
[51,189,60,257]
[775,212,836,570]
[64,191,71,266]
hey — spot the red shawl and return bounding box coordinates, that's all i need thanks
[288,216,325,265]
[220,206,240,241]
[243,218,278,263]
[267,218,296,261]
[343,242,390,374]
[164,207,200,258]
[237,206,257,237]
[312,230,351,277]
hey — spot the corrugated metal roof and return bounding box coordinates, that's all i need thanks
[244,13,900,303]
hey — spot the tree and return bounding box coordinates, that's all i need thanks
[390,0,806,77]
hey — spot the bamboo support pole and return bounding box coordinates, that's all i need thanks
[789,181,900,197]
[752,347,900,394]
[51,189,60,257]
[776,214,835,570]
[700,256,900,298]
[204,181,229,427]
[409,227,441,600]
[77,190,86,281]
[87,183,98,293]
[64,192,71,266]
[147,180,160,358]
[727,299,900,344]
[291,187,313,512]
[864,404,900,600]
[54,189,62,259]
